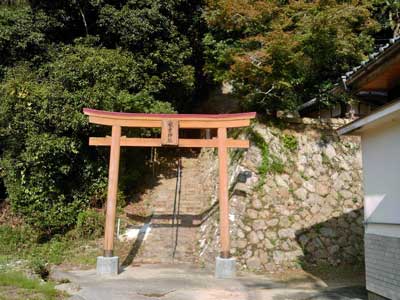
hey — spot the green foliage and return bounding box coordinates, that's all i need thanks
[0,5,47,78]
[29,0,202,109]
[76,209,105,239]
[321,152,334,168]
[0,44,174,233]
[0,225,38,256]
[281,134,298,152]
[248,128,269,176]
[0,224,99,274]
[203,33,236,82]
[0,1,204,234]
[203,0,380,112]
[247,127,284,190]
[0,271,60,300]
[372,0,400,37]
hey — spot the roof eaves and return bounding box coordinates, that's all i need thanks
[297,37,400,112]
[342,37,400,88]
[337,99,400,135]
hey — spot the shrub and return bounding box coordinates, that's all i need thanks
[28,257,49,279]
[76,209,105,239]
[0,45,174,234]
[0,225,38,255]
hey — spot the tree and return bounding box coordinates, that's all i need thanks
[372,0,400,38]
[0,0,205,233]
[203,0,379,113]
[29,0,204,110]
[0,5,47,78]
[0,44,175,233]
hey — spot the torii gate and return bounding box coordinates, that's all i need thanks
[83,108,256,278]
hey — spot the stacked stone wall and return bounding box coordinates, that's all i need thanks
[198,118,364,271]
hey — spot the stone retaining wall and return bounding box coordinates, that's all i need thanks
[198,118,364,271]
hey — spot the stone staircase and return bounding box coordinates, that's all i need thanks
[128,149,217,264]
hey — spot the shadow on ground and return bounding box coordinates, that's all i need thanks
[293,208,365,285]
[271,287,367,300]
[308,286,367,299]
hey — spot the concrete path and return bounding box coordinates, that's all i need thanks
[52,264,367,300]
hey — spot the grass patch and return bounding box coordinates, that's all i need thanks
[0,224,101,277]
[0,271,63,300]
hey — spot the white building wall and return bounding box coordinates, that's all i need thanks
[362,121,400,227]
[361,121,400,300]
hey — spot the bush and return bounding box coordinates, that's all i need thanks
[0,6,47,78]
[0,45,174,234]
[0,225,38,255]
[28,257,49,279]
[76,209,105,239]
[0,223,97,274]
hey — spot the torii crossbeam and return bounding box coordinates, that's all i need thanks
[83,108,256,277]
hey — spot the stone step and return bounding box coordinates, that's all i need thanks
[126,150,216,266]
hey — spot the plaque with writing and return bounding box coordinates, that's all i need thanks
[161,119,179,146]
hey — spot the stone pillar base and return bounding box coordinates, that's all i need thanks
[96,256,119,275]
[215,256,236,279]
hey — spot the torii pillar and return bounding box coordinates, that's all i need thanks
[83,108,256,277]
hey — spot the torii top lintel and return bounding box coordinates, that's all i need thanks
[83,108,256,128]
[83,108,256,148]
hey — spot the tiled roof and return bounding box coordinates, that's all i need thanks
[298,37,400,112]
[341,36,400,89]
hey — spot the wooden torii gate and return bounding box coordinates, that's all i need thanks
[83,108,256,276]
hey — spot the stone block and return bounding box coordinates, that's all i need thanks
[215,257,236,279]
[96,256,119,276]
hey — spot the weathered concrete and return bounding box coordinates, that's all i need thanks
[51,264,367,300]
[215,256,236,279]
[96,256,119,275]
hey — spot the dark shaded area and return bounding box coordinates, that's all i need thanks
[0,179,6,202]
[296,208,364,280]
[271,286,367,300]
[307,286,367,300]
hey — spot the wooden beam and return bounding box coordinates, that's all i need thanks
[89,137,250,148]
[218,127,230,258]
[84,108,256,121]
[179,119,251,129]
[88,115,251,129]
[103,125,121,257]
[178,138,249,148]
[89,116,162,128]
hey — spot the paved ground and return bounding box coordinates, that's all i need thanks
[52,264,367,300]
